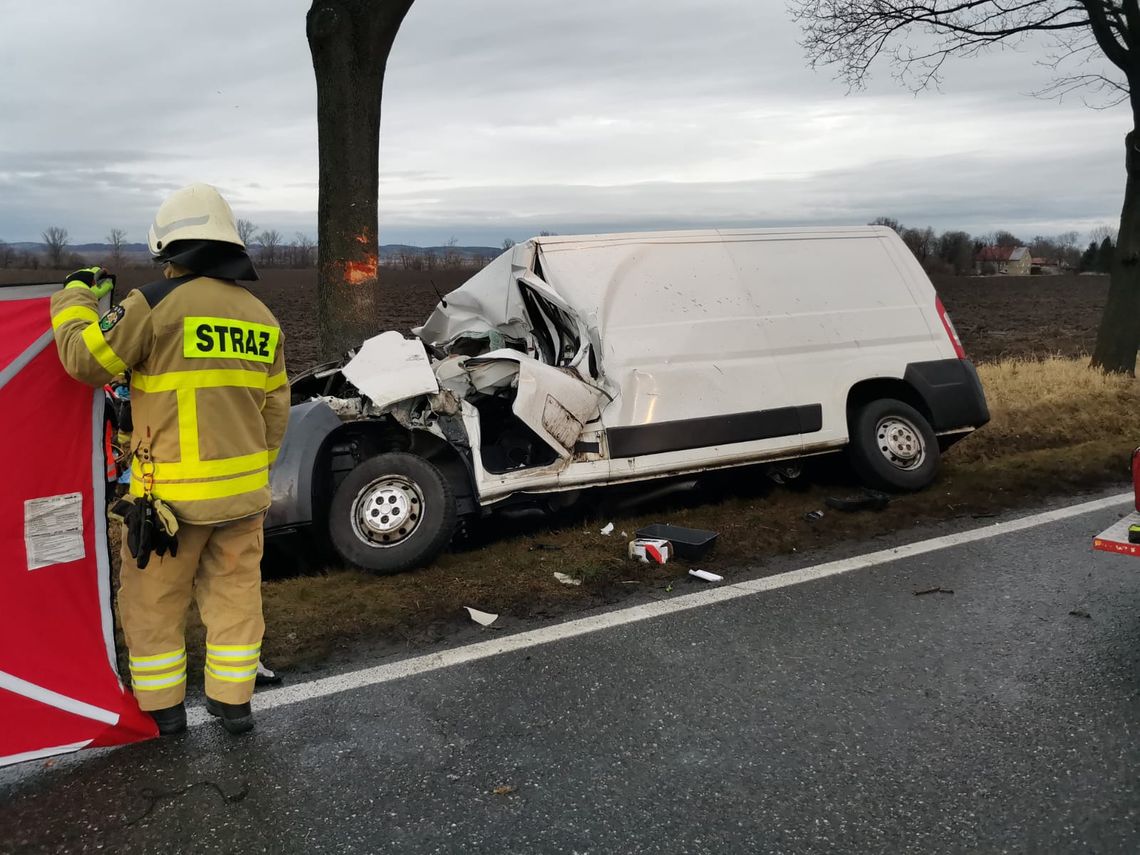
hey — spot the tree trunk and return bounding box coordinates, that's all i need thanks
[307,0,415,359]
[1091,128,1140,375]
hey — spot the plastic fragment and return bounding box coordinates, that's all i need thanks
[600,522,615,536]
[464,607,498,627]
[553,572,582,587]
[689,569,724,583]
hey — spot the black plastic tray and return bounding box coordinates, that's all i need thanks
[634,524,718,560]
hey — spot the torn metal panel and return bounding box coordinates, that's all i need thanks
[465,351,606,458]
[465,356,520,394]
[341,331,439,411]
[414,245,536,350]
[316,395,363,418]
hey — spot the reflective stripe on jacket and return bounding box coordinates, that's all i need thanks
[50,275,290,524]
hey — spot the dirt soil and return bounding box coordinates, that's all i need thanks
[2,268,1108,370]
[933,273,1106,363]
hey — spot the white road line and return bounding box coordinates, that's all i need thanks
[187,491,1131,727]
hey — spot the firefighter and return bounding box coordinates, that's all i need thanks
[50,184,289,736]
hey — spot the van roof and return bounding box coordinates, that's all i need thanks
[532,225,895,250]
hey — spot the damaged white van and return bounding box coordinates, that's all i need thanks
[268,227,989,572]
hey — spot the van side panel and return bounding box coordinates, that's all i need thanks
[724,232,947,446]
[538,241,806,456]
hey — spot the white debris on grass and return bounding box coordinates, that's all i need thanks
[689,569,724,583]
[464,607,499,627]
[553,572,582,587]
[600,522,615,536]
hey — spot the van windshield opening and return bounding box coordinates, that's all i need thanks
[519,283,580,367]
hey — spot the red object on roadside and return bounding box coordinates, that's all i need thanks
[1132,447,1140,512]
[0,284,157,768]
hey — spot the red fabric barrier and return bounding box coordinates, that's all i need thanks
[0,286,156,766]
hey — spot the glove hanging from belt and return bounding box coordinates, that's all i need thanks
[110,495,179,569]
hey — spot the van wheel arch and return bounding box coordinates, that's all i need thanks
[846,378,933,427]
[313,418,477,529]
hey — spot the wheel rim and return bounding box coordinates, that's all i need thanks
[875,416,927,471]
[350,475,425,548]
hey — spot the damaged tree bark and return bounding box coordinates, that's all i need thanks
[307,0,415,359]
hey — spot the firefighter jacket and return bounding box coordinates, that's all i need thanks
[51,274,289,525]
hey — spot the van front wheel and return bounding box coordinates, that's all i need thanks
[328,452,457,574]
[848,399,940,492]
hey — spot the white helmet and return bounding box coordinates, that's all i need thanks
[147,183,244,257]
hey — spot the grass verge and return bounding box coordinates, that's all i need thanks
[170,357,1138,674]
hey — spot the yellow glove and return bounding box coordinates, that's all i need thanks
[64,266,115,299]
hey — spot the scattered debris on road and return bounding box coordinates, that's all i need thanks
[465,607,499,627]
[635,524,718,559]
[1069,609,1092,619]
[914,587,955,596]
[689,569,724,583]
[805,510,825,522]
[492,785,516,796]
[553,572,582,587]
[629,538,672,564]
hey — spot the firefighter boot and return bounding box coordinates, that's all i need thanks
[206,698,254,734]
[149,703,187,736]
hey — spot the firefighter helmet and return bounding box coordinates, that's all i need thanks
[147,183,244,257]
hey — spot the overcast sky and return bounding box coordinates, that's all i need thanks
[0,0,1130,246]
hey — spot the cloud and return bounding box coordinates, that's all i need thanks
[0,0,1129,245]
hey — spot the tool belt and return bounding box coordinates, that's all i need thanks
[109,445,178,569]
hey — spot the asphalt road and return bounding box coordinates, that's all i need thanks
[2,496,1139,854]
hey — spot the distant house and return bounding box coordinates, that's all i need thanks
[974,245,1032,275]
[1031,257,1063,275]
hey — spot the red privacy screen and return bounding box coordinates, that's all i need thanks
[0,283,156,766]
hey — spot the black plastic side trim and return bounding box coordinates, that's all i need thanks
[903,358,990,431]
[607,405,821,459]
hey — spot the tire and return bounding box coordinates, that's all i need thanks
[328,452,457,574]
[847,398,940,492]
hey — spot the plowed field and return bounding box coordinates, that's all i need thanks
[2,268,1108,369]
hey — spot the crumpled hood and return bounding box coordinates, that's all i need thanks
[413,244,535,349]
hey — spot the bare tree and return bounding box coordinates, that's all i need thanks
[938,230,975,275]
[106,228,128,268]
[236,218,259,246]
[869,216,902,233]
[1090,224,1120,244]
[291,232,316,268]
[442,235,464,268]
[501,238,516,251]
[307,0,416,358]
[0,240,13,269]
[790,1,1140,372]
[257,230,282,267]
[42,226,68,268]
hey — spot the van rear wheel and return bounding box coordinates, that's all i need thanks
[848,398,939,492]
[328,452,457,574]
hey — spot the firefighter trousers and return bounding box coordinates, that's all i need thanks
[118,512,265,711]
